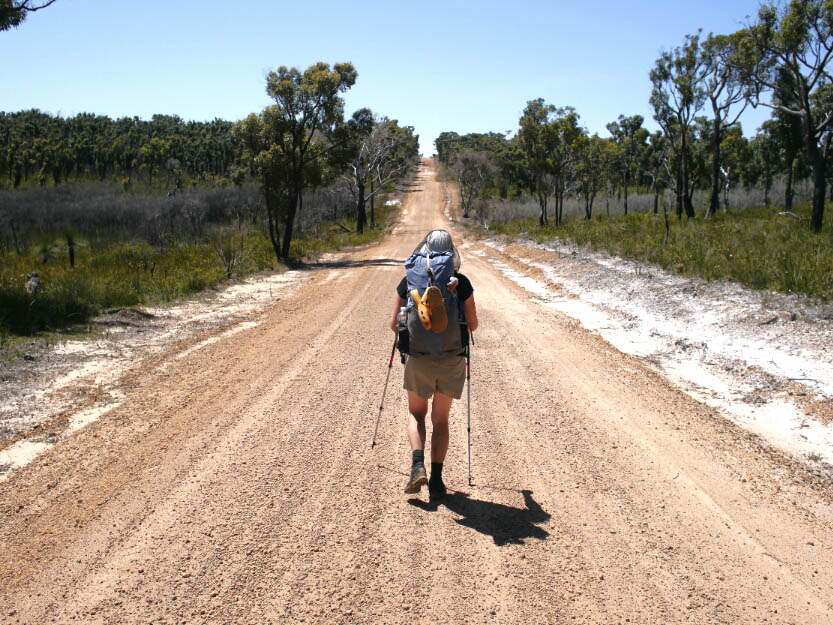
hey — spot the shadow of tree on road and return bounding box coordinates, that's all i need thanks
[294,258,403,270]
[409,489,550,546]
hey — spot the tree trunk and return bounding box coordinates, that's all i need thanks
[280,188,299,260]
[785,155,795,212]
[675,153,684,219]
[764,175,771,208]
[369,179,375,227]
[685,184,695,218]
[623,170,629,216]
[682,147,695,218]
[707,118,721,218]
[356,181,366,234]
[799,112,826,232]
[810,157,826,233]
[653,180,659,215]
[265,191,282,261]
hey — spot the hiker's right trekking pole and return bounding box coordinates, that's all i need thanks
[371,335,398,449]
[466,331,473,486]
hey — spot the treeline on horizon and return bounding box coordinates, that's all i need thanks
[0,63,420,251]
[0,110,240,190]
[0,61,421,335]
[436,0,833,237]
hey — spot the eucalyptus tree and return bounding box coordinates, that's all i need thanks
[235,62,357,260]
[452,150,496,220]
[518,99,558,225]
[768,69,813,210]
[701,32,750,217]
[139,136,169,187]
[643,131,671,215]
[337,109,417,233]
[605,114,646,215]
[434,131,460,165]
[741,0,833,231]
[749,120,784,206]
[689,117,715,208]
[518,101,583,226]
[650,32,708,218]
[575,134,608,220]
[0,0,56,31]
[717,125,751,209]
[549,107,585,227]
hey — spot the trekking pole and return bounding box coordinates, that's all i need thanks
[466,331,473,486]
[371,335,398,449]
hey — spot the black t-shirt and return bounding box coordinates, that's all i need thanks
[397,272,473,301]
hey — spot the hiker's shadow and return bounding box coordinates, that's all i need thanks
[409,489,550,546]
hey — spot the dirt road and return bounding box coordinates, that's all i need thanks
[1,160,832,624]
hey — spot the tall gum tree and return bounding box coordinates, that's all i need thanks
[518,99,557,225]
[650,32,707,219]
[740,0,833,232]
[335,110,418,233]
[701,32,750,217]
[605,114,646,216]
[548,107,584,227]
[236,62,357,260]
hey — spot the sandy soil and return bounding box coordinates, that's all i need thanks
[1,159,832,624]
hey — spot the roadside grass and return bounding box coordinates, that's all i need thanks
[0,204,397,336]
[488,202,833,301]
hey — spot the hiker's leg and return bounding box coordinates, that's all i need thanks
[429,391,453,463]
[407,390,428,451]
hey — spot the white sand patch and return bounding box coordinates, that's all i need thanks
[65,395,125,436]
[0,268,309,479]
[174,321,259,361]
[0,440,51,481]
[481,239,833,468]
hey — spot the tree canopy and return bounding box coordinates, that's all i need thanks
[0,0,56,32]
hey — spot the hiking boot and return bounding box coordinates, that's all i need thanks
[404,464,428,494]
[428,478,447,501]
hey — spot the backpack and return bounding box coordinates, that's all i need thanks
[403,251,465,358]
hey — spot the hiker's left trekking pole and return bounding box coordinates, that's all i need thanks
[371,335,398,449]
[466,332,473,486]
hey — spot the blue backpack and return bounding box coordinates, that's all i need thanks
[404,251,464,357]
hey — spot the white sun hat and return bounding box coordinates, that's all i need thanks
[414,229,461,270]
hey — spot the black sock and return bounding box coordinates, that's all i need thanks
[412,450,425,467]
[430,462,443,483]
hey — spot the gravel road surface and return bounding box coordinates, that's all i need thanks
[1,160,831,624]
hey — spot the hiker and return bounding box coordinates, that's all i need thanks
[389,229,478,500]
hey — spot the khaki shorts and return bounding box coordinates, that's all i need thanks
[404,354,466,400]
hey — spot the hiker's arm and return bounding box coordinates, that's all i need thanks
[390,295,406,332]
[464,295,478,333]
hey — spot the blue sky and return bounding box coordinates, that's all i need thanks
[2,0,771,155]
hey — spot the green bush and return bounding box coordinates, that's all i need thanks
[0,199,399,335]
[491,204,833,301]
